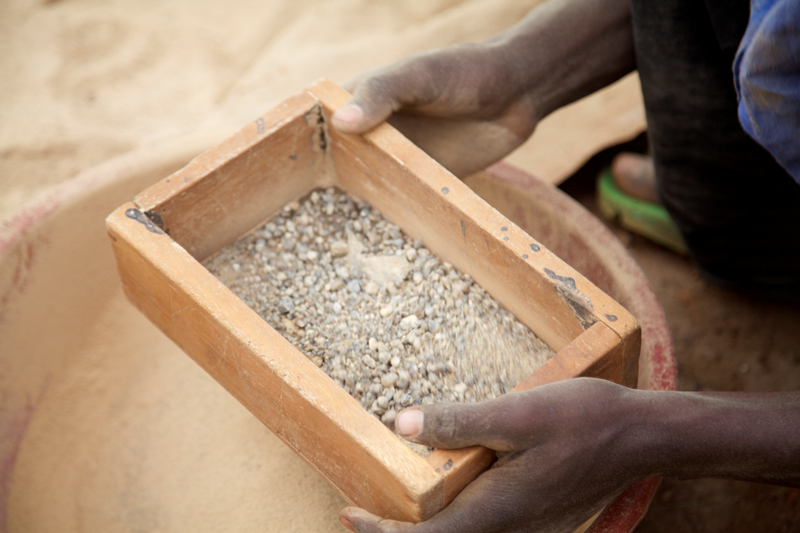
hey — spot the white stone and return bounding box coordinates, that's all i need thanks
[400,315,419,329]
[364,281,380,295]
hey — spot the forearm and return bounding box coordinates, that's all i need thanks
[489,0,636,121]
[629,390,800,486]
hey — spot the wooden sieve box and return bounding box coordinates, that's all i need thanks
[106,80,640,523]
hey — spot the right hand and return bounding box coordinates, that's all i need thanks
[331,42,541,178]
[339,378,648,533]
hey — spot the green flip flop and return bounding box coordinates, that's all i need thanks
[596,168,688,255]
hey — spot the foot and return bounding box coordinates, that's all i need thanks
[611,153,659,203]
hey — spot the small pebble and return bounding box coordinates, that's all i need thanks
[382,408,397,428]
[330,241,349,257]
[400,315,419,329]
[376,396,389,410]
[381,372,398,388]
[364,281,380,295]
[396,371,410,389]
[277,296,294,315]
[347,280,361,294]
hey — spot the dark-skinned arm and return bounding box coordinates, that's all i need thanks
[332,0,636,177]
[339,378,800,533]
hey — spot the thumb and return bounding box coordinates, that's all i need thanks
[332,59,436,134]
[331,75,403,134]
[339,507,416,533]
[395,392,536,452]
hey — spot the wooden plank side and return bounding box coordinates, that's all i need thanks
[133,92,328,261]
[106,203,443,522]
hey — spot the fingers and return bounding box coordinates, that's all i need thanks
[340,507,416,533]
[395,392,541,452]
[339,463,533,533]
[332,61,432,134]
[330,82,395,134]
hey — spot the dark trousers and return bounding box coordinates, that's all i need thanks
[631,0,800,301]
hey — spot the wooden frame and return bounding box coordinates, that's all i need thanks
[106,80,640,522]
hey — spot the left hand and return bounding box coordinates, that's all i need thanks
[331,42,541,178]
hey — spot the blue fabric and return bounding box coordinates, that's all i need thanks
[734,0,800,184]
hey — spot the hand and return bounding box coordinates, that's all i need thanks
[331,0,637,179]
[339,378,645,533]
[332,42,541,178]
[339,379,800,533]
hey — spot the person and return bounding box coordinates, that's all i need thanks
[327,0,800,531]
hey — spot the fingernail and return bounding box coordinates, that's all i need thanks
[333,104,363,125]
[396,410,424,437]
[339,515,356,532]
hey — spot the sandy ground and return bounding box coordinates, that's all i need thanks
[0,0,644,221]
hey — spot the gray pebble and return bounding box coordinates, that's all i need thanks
[277,296,294,314]
[382,408,397,428]
[347,280,361,293]
[282,237,296,251]
[396,371,410,389]
[376,396,389,410]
